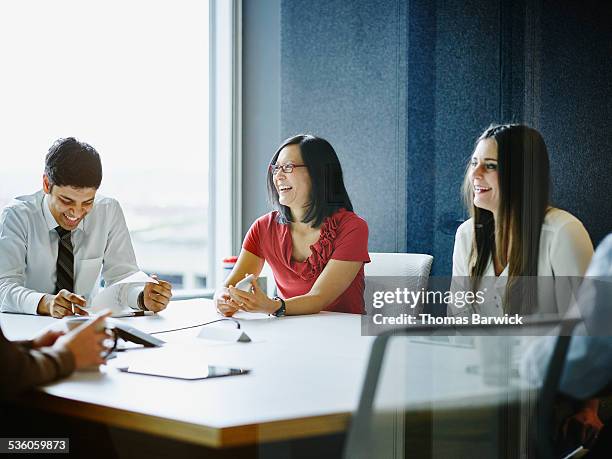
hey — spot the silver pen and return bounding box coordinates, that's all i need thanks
[113,310,155,318]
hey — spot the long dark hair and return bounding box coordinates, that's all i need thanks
[462,124,551,314]
[267,134,353,227]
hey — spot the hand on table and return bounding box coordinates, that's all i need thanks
[37,290,88,318]
[214,286,240,317]
[54,311,113,369]
[228,277,280,315]
[143,274,172,312]
[31,328,65,348]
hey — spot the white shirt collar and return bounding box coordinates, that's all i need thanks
[42,192,86,233]
[481,258,509,289]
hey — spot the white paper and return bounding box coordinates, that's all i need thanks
[113,271,159,286]
[88,271,158,314]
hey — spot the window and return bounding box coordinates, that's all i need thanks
[0,0,211,290]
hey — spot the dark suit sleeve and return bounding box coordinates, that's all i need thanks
[0,326,75,400]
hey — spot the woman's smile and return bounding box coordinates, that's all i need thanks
[473,185,491,194]
[273,145,311,210]
[469,138,499,213]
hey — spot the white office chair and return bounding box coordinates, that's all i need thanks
[364,252,433,315]
[365,252,433,279]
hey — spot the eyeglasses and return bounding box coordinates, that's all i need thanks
[269,163,307,175]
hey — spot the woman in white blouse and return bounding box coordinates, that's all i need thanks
[448,124,594,318]
[448,124,601,445]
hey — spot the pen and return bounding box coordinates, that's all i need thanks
[133,310,155,317]
[113,311,155,318]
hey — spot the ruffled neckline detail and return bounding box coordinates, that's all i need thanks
[286,209,346,281]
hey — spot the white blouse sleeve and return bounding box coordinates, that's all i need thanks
[549,219,594,315]
[452,222,471,277]
[549,219,594,277]
[448,221,472,318]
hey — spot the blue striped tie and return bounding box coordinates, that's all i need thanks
[55,227,74,294]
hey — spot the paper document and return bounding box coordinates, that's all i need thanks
[88,271,158,315]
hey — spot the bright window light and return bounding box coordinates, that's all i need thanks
[0,0,210,289]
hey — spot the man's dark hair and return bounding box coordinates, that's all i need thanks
[45,137,103,189]
[267,134,353,227]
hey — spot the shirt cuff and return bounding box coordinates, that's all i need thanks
[137,291,147,311]
[23,292,46,315]
[126,284,144,310]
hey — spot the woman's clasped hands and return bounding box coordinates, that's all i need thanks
[214,274,280,317]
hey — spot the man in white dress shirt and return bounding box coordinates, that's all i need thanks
[0,138,173,318]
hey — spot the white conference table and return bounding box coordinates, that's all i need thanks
[1,299,528,449]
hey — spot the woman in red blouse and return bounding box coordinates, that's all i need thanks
[214,134,369,316]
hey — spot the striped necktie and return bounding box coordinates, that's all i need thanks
[55,227,74,294]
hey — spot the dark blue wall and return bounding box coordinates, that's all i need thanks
[281,0,408,252]
[538,1,612,252]
[280,0,612,275]
[427,0,506,275]
[242,0,281,231]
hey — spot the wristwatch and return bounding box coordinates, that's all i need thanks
[272,296,286,317]
[137,291,147,311]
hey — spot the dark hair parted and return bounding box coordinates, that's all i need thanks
[462,124,551,314]
[45,137,103,189]
[267,134,353,227]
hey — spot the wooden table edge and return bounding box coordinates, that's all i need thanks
[19,391,351,448]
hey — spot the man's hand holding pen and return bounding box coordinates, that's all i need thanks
[37,290,88,318]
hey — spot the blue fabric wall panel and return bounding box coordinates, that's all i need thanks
[242,0,281,234]
[504,0,527,122]
[405,0,436,255]
[537,1,612,247]
[278,0,611,277]
[281,0,408,252]
[430,0,503,275]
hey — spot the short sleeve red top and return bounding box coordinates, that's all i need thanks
[243,209,370,314]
